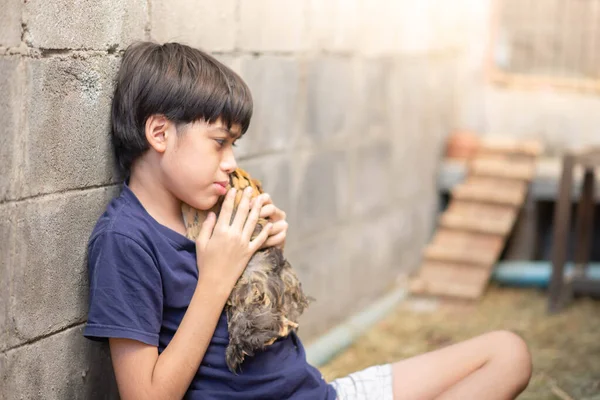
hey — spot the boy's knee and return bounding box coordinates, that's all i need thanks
[489,330,533,385]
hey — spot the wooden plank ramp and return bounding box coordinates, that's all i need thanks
[410,138,542,299]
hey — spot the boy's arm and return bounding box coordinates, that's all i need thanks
[109,277,231,400]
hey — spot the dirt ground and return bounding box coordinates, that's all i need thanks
[320,284,600,399]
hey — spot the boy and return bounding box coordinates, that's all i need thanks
[84,41,532,399]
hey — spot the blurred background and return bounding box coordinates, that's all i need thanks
[1,0,599,398]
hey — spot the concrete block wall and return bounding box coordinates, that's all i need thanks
[1,0,463,397]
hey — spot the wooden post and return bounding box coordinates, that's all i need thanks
[548,154,574,313]
[573,169,596,275]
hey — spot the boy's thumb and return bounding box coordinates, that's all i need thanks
[197,212,216,249]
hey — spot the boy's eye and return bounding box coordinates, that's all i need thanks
[215,138,238,147]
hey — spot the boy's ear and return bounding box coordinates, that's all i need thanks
[145,114,172,153]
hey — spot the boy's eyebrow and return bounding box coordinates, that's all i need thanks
[212,126,242,139]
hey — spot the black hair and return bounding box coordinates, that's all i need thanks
[110,41,253,175]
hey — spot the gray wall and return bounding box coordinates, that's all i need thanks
[0,0,462,397]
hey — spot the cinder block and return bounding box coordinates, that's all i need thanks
[389,58,429,115]
[353,58,393,143]
[358,0,404,56]
[19,55,120,199]
[390,116,422,202]
[0,0,23,47]
[307,0,360,53]
[381,208,418,273]
[429,0,466,50]
[213,55,242,76]
[351,142,393,217]
[0,353,5,385]
[0,203,16,352]
[238,0,307,52]
[305,57,354,142]
[237,56,302,157]
[8,186,118,345]
[292,150,351,237]
[428,57,457,133]
[408,190,438,254]
[0,325,118,400]
[23,0,146,50]
[419,117,449,189]
[0,57,25,202]
[395,0,453,55]
[150,0,236,52]
[346,212,399,301]
[286,230,350,340]
[388,59,436,202]
[455,67,486,133]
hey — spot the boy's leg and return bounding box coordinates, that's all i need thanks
[391,330,532,400]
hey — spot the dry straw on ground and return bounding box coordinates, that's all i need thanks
[321,285,600,399]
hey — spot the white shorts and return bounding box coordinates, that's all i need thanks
[329,364,394,400]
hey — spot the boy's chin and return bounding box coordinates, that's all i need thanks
[186,195,222,212]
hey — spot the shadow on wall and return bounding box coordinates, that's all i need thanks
[83,340,119,400]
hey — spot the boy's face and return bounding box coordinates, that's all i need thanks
[159,118,241,211]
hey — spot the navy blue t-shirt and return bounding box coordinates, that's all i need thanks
[84,181,337,399]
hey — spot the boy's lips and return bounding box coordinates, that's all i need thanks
[214,181,228,195]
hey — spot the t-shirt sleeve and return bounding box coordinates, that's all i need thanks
[84,231,162,346]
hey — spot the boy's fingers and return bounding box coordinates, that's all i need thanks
[258,204,276,219]
[260,230,286,250]
[216,188,236,229]
[197,212,216,249]
[231,187,253,231]
[242,196,263,240]
[250,223,272,251]
[255,201,286,222]
[250,193,271,208]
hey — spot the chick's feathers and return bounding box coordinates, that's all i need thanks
[182,168,312,373]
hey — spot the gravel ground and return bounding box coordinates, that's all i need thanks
[320,284,600,399]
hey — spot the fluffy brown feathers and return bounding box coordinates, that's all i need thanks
[182,168,312,373]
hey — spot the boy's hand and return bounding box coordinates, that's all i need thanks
[250,194,288,250]
[195,187,272,290]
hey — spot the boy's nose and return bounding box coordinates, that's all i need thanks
[221,148,238,173]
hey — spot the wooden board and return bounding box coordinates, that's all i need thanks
[410,261,492,299]
[439,201,518,236]
[468,156,536,181]
[478,137,543,157]
[451,176,527,206]
[424,228,505,266]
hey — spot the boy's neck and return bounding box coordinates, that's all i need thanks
[128,163,187,237]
